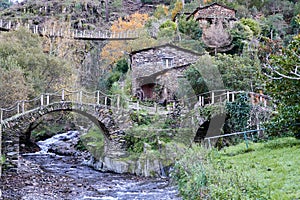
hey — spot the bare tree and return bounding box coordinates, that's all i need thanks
[202,19,233,55]
[264,54,300,80]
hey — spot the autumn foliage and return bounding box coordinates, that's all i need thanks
[101,13,149,66]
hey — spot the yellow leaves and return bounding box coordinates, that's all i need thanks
[111,13,149,32]
[171,1,183,20]
[203,0,212,4]
[101,13,149,66]
[154,5,169,19]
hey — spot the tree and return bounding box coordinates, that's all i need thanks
[0,61,31,108]
[230,20,254,54]
[202,20,232,54]
[216,53,262,91]
[101,13,149,66]
[178,16,202,40]
[0,28,72,95]
[264,34,300,138]
[260,14,288,40]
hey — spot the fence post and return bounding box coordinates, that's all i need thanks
[61,89,65,101]
[208,138,212,149]
[211,91,215,104]
[154,102,157,113]
[46,95,50,105]
[96,91,100,105]
[232,92,235,102]
[17,102,20,114]
[40,94,44,107]
[198,96,202,106]
[21,101,25,113]
[79,91,82,104]
[105,96,108,106]
[227,91,230,102]
[243,132,249,149]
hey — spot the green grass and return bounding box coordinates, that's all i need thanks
[173,137,300,200]
[219,137,300,199]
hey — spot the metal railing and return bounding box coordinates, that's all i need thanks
[204,129,264,149]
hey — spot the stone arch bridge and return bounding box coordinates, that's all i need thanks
[0,89,272,175]
[0,89,129,174]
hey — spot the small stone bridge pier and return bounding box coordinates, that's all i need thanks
[0,89,128,174]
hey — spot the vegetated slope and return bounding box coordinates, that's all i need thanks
[173,137,300,199]
[0,0,156,30]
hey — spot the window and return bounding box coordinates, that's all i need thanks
[162,57,174,68]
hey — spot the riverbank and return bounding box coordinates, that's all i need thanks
[0,131,181,200]
[1,153,181,200]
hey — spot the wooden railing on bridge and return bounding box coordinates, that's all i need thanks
[0,89,272,125]
[196,90,271,107]
[0,19,140,40]
[0,89,118,123]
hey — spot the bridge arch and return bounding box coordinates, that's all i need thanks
[1,101,126,173]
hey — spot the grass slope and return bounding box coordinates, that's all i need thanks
[173,137,300,200]
[220,137,300,199]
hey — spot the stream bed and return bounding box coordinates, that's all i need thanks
[1,131,181,200]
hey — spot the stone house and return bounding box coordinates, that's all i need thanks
[187,2,237,53]
[130,44,202,102]
[187,2,237,28]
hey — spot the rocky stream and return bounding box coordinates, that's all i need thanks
[0,131,181,200]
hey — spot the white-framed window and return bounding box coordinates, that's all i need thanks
[162,57,174,68]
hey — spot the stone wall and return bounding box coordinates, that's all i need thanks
[131,44,201,94]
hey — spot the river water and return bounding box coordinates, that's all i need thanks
[19,131,182,200]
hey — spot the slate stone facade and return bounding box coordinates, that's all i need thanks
[192,3,236,20]
[188,3,237,28]
[130,44,201,102]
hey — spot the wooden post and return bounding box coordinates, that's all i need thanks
[21,101,25,113]
[264,99,267,107]
[79,91,82,104]
[62,89,65,101]
[40,94,44,106]
[211,91,215,104]
[154,102,157,113]
[199,96,202,106]
[226,91,230,102]
[105,96,108,106]
[232,92,235,102]
[17,102,20,114]
[46,95,50,105]
[96,91,100,104]
[208,138,212,149]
